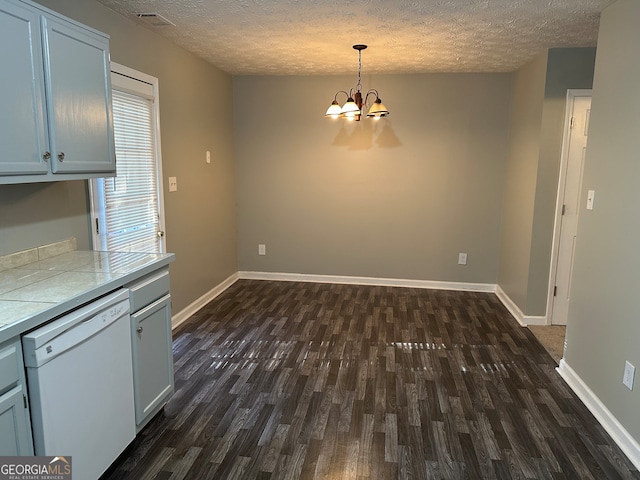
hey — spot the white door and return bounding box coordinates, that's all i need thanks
[550,92,591,325]
[90,63,166,253]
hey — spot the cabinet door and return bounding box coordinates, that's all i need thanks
[0,386,33,456]
[131,294,174,430]
[0,1,48,176]
[42,16,115,174]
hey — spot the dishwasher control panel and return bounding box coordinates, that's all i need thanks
[23,290,130,368]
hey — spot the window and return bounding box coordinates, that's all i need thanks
[90,63,165,253]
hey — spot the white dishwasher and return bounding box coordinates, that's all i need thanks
[22,289,136,480]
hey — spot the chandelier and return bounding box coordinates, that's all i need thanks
[325,44,390,121]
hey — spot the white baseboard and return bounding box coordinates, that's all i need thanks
[171,272,239,329]
[237,273,548,327]
[238,271,496,293]
[172,271,496,329]
[171,273,547,329]
[557,359,640,471]
[494,285,547,326]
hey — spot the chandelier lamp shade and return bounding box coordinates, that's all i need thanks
[325,44,389,121]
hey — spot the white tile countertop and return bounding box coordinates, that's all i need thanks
[0,244,174,344]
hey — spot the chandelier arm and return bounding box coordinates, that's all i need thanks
[364,89,380,105]
[333,90,350,102]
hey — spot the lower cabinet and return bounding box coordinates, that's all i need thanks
[0,340,33,455]
[128,270,174,431]
[0,261,174,455]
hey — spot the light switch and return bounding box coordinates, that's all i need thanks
[206,151,211,164]
[168,177,177,192]
[623,361,635,390]
[586,189,595,210]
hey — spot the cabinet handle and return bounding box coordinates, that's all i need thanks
[43,151,51,161]
[57,152,65,161]
[136,326,143,334]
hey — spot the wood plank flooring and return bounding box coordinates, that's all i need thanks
[102,280,639,479]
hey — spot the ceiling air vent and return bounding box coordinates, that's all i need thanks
[135,13,175,27]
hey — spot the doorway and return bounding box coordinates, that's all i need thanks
[89,63,166,254]
[548,90,592,326]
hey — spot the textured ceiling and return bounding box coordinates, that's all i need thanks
[94,0,613,75]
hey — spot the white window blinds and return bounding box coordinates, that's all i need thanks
[93,89,161,253]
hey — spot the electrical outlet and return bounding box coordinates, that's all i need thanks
[258,244,266,256]
[458,253,468,265]
[623,361,635,390]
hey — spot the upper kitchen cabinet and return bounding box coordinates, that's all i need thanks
[0,1,48,177]
[0,0,115,184]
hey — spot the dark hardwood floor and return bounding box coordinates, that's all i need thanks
[103,280,639,479]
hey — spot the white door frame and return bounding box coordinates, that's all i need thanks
[545,89,592,325]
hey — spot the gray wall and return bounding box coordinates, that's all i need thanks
[565,0,640,442]
[2,0,239,314]
[0,182,91,252]
[498,52,548,311]
[498,48,596,317]
[234,74,512,283]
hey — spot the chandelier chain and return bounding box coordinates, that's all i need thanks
[356,49,362,93]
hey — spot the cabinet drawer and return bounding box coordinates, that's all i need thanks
[0,343,20,393]
[128,269,170,313]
